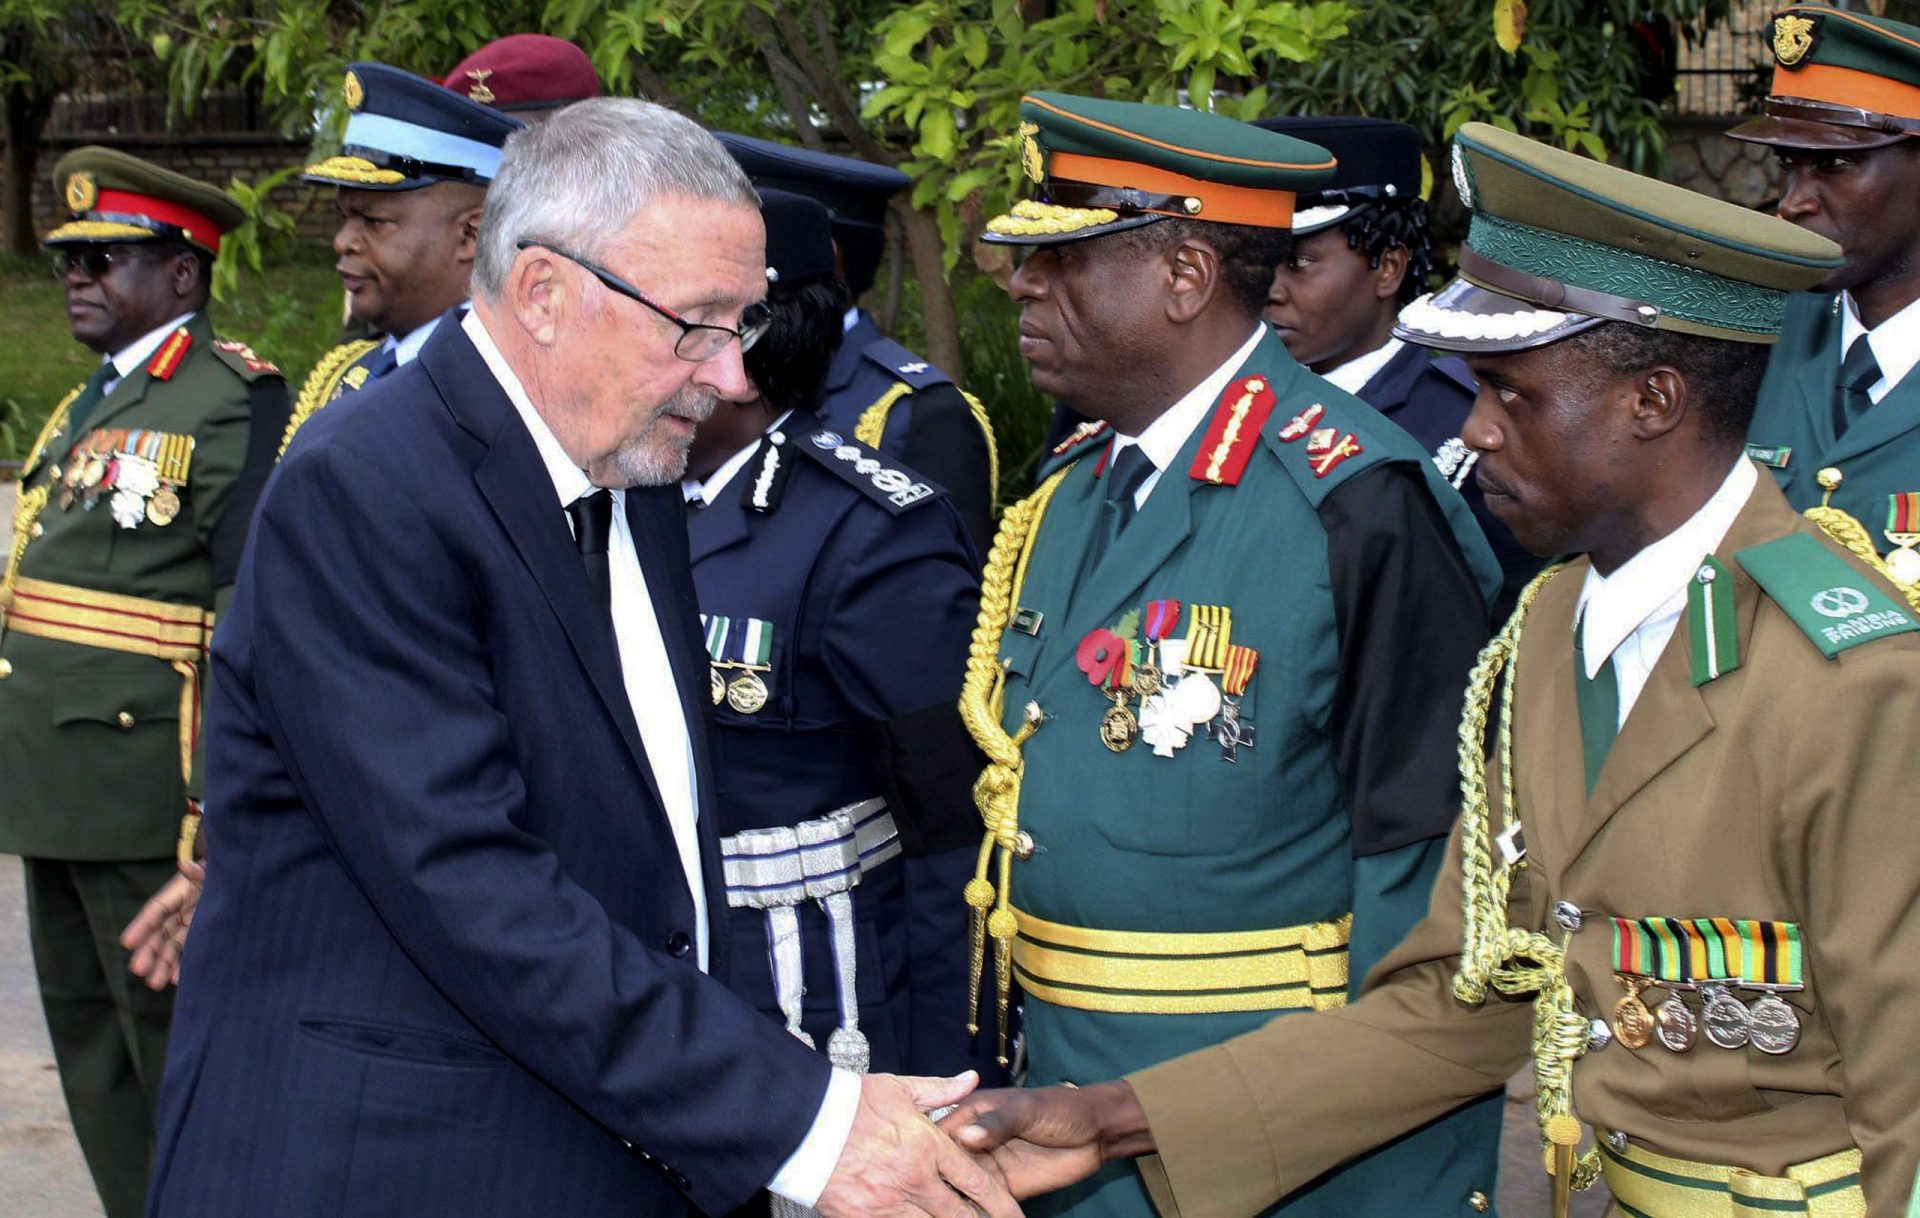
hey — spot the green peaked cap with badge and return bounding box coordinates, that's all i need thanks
[980,91,1335,246]
[1730,6,1920,150]
[44,145,245,258]
[1395,122,1843,354]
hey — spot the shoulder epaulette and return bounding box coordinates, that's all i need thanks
[147,327,193,381]
[1037,419,1109,479]
[1736,532,1920,658]
[1188,373,1277,487]
[791,425,945,514]
[210,338,283,381]
[1260,390,1390,506]
[278,339,381,460]
[859,337,955,390]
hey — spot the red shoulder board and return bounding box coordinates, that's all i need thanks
[1052,418,1109,456]
[213,338,280,375]
[1188,374,1278,486]
[146,327,193,381]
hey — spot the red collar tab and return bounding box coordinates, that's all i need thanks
[146,327,193,381]
[1188,374,1278,486]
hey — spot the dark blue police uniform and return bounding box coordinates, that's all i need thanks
[685,416,998,1078]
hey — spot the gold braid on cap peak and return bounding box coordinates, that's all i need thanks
[304,156,406,186]
[1450,564,1604,1196]
[44,219,159,243]
[957,464,1071,1065]
[986,199,1120,237]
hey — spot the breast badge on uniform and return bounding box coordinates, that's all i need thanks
[1609,917,1806,1056]
[1072,599,1259,760]
[703,614,774,713]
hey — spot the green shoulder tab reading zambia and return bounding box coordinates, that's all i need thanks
[1736,533,1920,658]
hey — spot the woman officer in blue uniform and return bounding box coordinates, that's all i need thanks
[680,190,996,1081]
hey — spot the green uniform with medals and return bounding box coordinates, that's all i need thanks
[962,95,1506,1218]
[1732,7,1920,592]
[0,148,288,1218]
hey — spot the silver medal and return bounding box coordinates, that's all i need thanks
[1747,993,1802,1055]
[1700,984,1751,1050]
[1654,992,1698,1052]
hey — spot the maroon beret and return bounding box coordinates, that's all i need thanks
[443,34,600,112]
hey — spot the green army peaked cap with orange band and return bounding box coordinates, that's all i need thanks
[1730,5,1920,150]
[1396,123,1841,354]
[980,92,1335,246]
[44,146,245,258]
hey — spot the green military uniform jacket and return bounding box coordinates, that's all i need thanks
[1750,292,1920,558]
[1130,474,1920,1218]
[0,312,288,859]
[983,330,1504,1218]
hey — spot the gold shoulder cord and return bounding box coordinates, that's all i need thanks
[1448,564,1603,1200]
[957,464,1071,1064]
[278,339,381,460]
[2,385,81,601]
[854,384,1003,506]
[1803,470,1920,612]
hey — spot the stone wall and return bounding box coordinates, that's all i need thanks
[1662,116,1780,209]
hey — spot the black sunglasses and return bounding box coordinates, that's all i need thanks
[50,245,167,281]
[516,240,771,362]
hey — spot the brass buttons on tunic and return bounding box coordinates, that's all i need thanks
[115,711,135,730]
[1469,1191,1491,1213]
[0,658,11,678]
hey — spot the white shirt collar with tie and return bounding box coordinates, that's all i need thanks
[461,309,709,970]
[1105,323,1266,509]
[1838,289,1920,405]
[1574,458,1756,729]
[102,310,200,394]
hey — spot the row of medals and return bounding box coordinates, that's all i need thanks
[1611,974,1801,1055]
[710,665,769,714]
[1097,652,1245,755]
[55,452,183,525]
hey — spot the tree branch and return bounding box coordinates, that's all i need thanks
[740,6,826,148]
[765,0,893,165]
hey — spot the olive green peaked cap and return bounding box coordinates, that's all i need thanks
[1395,123,1842,355]
[981,91,1335,246]
[1730,6,1920,150]
[44,146,245,257]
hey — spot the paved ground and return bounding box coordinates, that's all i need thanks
[0,476,1610,1215]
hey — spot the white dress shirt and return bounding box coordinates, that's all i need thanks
[1320,337,1403,397]
[102,311,199,395]
[1108,324,1266,509]
[464,312,857,1205]
[681,411,796,507]
[388,309,452,368]
[1575,459,1757,727]
[1838,290,1920,405]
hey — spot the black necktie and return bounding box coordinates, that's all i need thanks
[1092,444,1154,568]
[64,362,116,438]
[1834,336,1881,438]
[566,489,614,615]
[359,343,400,384]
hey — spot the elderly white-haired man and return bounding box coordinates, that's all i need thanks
[143,97,1014,1218]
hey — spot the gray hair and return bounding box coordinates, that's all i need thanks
[472,98,758,298]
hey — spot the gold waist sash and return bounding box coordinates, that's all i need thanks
[1600,1135,1863,1218]
[0,575,213,788]
[1010,906,1351,1016]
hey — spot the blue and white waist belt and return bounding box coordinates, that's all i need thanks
[720,798,901,1074]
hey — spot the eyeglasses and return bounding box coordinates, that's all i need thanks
[516,240,771,362]
[50,246,159,281]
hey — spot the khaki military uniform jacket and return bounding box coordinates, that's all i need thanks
[1130,474,1920,1217]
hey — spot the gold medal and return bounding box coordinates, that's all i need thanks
[1612,975,1654,1050]
[709,667,726,706]
[78,454,107,489]
[726,670,768,714]
[1100,696,1138,752]
[1131,663,1161,699]
[146,484,180,527]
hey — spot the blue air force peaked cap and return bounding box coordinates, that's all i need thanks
[1394,123,1842,355]
[1251,115,1423,235]
[715,133,908,237]
[305,62,525,191]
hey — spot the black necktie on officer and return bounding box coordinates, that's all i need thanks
[64,361,117,438]
[1092,443,1154,568]
[1834,335,1881,438]
[566,489,614,616]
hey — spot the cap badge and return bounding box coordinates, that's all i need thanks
[343,69,365,111]
[64,170,97,214]
[465,68,496,104]
[1773,14,1815,68]
[1018,121,1044,184]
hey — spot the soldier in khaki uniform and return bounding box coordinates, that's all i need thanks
[0,147,288,1218]
[942,126,1920,1218]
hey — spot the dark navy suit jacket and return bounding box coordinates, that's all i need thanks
[148,319,830,1217]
